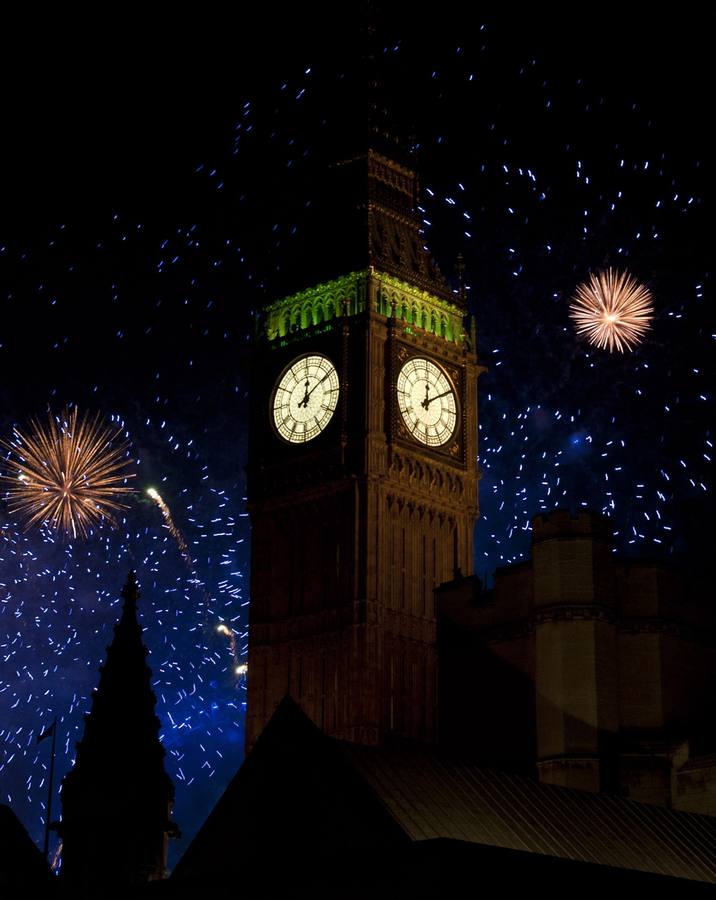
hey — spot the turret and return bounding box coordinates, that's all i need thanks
[58,571,178,888]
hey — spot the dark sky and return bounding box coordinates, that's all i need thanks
[0,6,712,867]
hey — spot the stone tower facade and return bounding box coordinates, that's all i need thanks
[246,149,484,749]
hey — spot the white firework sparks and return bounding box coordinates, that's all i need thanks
[569,268,654,352]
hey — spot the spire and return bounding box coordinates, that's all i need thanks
[262,10,462,310]
[363,149,456,303]
[120,568,140,613]
[269,147,458,308]
[456,254,466,306]
[58,571,177,887]
[365,3,407,162]
[360,6,454,299]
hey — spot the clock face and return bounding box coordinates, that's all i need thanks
[396,357,458,447]
[272,354,340,443]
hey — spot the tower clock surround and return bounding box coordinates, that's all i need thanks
[271,353,340,444]
[396,356,459,448]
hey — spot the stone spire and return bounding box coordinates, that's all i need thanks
[58,571,177,887]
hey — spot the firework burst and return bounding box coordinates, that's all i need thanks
[569,268,654,353]
[0,407,135,539]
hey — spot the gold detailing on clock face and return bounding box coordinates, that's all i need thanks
[272,354,340,443]
[396,357,457,447]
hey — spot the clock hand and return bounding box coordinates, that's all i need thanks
[301,370,332,406]
[426,389,453,407]
[297,379,310,408]
[421,383,431,410]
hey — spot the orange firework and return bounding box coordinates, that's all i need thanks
[0,407,135,540]
[569,268,654,353]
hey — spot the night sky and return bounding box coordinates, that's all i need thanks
[1,9,712,866]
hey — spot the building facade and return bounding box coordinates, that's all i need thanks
[439,510,716,813]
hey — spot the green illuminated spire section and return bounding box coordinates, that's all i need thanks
[263,270,466,347]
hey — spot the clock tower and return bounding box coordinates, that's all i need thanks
[246,148,484,748]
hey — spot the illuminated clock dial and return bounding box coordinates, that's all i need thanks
[272,354,340,443]
[397,357,458,447]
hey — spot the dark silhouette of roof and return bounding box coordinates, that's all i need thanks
[0,804,53,890]
[343,742,716,882]
[172,697,716,893]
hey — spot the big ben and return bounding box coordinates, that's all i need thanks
[246,147,484,748]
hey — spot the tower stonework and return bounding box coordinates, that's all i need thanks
[246,150,484,749]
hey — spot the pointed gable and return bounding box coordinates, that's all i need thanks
[172,697,408,886]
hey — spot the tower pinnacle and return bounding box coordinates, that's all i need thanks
[58,571,177,887]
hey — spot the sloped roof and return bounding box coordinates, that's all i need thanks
[343,742,716,883]
[174,698,716,888]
